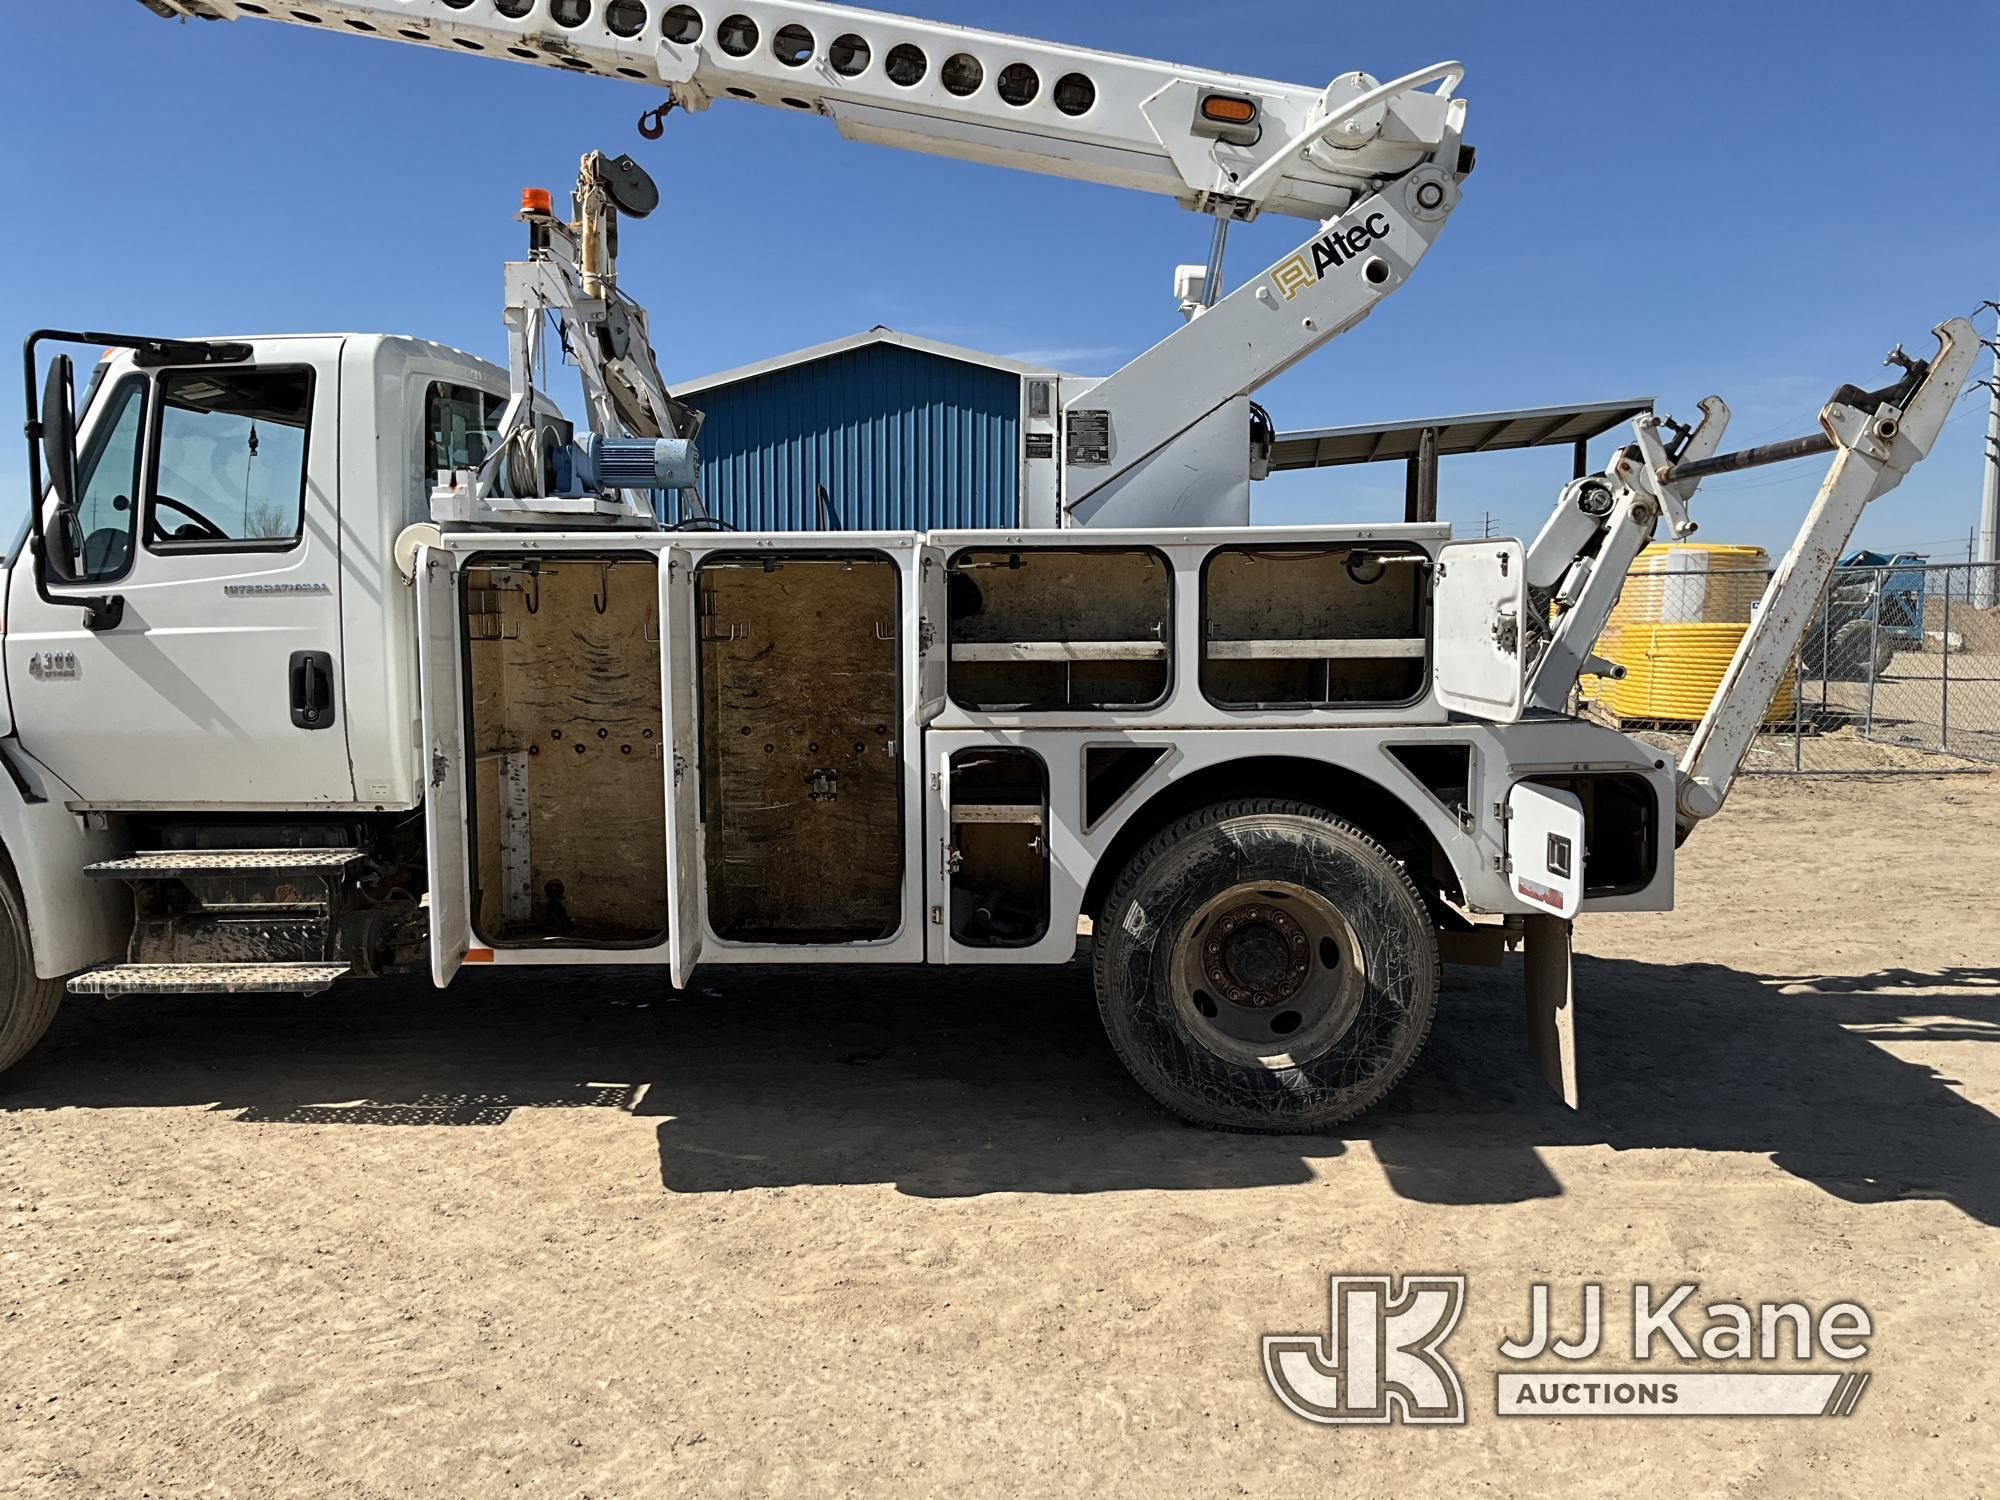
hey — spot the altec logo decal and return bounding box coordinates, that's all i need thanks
[1272,213,1393,301]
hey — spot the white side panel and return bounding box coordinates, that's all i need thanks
[1020,375,1062,529]
[1063,398,1254,530]
[1433,538,1526,721]
[662,549,704,989]
[342,336,515,810]
[415,547,469,987]
[1506,782,1585,920]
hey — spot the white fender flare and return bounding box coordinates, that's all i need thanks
[0,742,128,979]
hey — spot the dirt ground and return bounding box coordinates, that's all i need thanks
[2,771,1997,1497]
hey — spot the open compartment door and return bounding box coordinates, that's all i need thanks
[1433,539,1527,721]
[1507,782,1585,919]
[416,546,471,987]
[914,543,950,725]
[662,548,705,988]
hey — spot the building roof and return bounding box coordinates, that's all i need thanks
[674,327,1058,397]
[1269,397,1654,471]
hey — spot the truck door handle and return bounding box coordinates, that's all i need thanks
[289,650,337,730]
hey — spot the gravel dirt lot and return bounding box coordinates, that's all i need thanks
[2,771,1996,1497]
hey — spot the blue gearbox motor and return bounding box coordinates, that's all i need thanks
[571,433,701,493]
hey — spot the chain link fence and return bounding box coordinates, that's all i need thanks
[1585,560,2000,774]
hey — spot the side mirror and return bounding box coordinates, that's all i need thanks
[41,354,77,511]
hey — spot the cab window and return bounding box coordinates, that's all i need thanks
[53,377,146,584]
[425,383,504,476]
[148,367,313,549]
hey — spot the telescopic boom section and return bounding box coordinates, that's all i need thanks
[135,0,1465,222]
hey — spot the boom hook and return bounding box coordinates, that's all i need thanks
[637,98,676,141]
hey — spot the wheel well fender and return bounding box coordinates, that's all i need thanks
[1081,755,1464,923]
[0,746,128,979]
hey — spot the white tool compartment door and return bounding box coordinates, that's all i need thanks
[1507,782,1586,919]
[914,543,950,724]
[416,546,470,986]
[1433,539,1527,721]
[662,548,705,988]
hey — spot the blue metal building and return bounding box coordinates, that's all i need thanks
[674,329,1043,532]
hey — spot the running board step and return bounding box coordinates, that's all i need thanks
[85,848,365,880]
[67,962,350,997]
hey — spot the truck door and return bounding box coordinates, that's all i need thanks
[7,339,355,806]
[1431,538,1527,722]
[662,547,704,988]
[416,545,471,986]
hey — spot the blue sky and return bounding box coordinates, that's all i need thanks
[2,1,1995,557]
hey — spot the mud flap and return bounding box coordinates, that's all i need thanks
[1522,913,1578,1109]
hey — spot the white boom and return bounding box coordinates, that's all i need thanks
[138,0,1473,528]
[136,0,1463,223]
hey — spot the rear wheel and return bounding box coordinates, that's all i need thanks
[0,874,61,1076]
[1092,799,1439,1131]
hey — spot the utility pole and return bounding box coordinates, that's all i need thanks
[1978,301,2000,608]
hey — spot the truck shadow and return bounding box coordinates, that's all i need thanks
[2,955,1996,1221]
[1374,959,2000,1222]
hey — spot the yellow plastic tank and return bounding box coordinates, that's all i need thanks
[1585,543,1796,723]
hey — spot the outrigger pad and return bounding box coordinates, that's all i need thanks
[1522,914,1579,1109]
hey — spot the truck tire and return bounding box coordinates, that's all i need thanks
[1092,799,1439,1132]
[0,874,61,1076]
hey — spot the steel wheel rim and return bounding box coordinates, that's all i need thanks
[1170,881,1364,1069]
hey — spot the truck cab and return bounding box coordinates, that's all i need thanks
[9,335,511,813]
[0,336,507,998]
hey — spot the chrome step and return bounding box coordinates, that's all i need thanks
[67,962,350,997]
[84,848,365,880]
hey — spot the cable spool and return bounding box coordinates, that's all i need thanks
[1584,543,1797,723]
[502,423,565,500]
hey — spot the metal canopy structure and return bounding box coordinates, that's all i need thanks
[1270,396,1653,522]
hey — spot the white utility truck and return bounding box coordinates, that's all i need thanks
[4,1,1974,1129]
